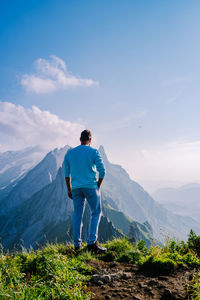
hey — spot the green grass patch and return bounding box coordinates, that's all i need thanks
[187,271,200,299]
[140,255,177,274]
[0,243,93,299]
[103,238,133,254]
[117,249,142,263]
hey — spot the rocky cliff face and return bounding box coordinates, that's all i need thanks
[0,146,44,200]
[0,165,127,250]
[0,145,70,215]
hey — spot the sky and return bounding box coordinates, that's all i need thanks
[1,0,200,192]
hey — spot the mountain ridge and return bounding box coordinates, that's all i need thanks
[0,145,200,250]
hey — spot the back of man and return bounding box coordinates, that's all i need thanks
[64,144,105,190]
[64,129,107,254]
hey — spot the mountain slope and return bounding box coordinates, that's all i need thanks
[0,145,70,215]
[1,145,199,251]
[103,205,153,247]
[99,146,200,240]
[0,166,130,250]
[0,146,44,199]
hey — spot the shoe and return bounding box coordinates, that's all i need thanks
[74,246,82,253]
[87,241,107,254]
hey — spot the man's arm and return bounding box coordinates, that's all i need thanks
[97,177,104,189]
[65,177,72,199]
[64,152,72,199]
[95,150,106,189]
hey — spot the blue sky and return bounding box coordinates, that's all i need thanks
[1,0,200,191]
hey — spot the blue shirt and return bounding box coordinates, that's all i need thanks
[64,145,106,190]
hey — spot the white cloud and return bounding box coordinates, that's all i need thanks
[0,101,85,151]
[21,55,98,94]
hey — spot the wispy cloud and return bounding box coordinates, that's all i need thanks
[21,55,99,94]
[0,101,84,151]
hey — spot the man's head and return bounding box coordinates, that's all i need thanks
[80,129,92,145]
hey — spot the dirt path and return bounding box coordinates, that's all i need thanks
[86,260,195,300]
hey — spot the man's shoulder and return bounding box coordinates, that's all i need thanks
[86,146,99,156]
[88,146,98,152]
[65,145,98,157]
[74,145,98,152]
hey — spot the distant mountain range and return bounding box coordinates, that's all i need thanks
[153,183,200,221]
[0,146,45,200]
[0,146,199,251]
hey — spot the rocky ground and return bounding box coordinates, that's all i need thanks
[86,260,196,300]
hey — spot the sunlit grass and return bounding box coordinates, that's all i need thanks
[1,230,200,298]
[0,242,93,299]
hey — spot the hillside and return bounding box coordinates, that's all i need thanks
[99,146,200,241]
[0,146,44,200]
[1,233,200,299]
[0,145,70,215]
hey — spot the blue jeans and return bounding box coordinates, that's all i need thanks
[71,187,101,248]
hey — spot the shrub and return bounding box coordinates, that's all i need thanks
[136,240,149,255]
[105,238,132,255]
[141,255,177,274]
[188,230,200,256]
[117,249,141,263]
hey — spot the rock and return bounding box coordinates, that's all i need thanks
[158,284,166,289]
[110,283,116,287]
[99,269,107,275]
[101,285,106,290]
[138,282,148,288]
[161,289,177,300]
[91,274,111,283]
[97,280,104,286]
[112,293,117,297]
[91,274,100,282]
[109,262,117,268]
[132,295,142,300]
[122,288,132,292]
[112,289,120,293]
[110,273,118,281]
[144,287,152,293]
[148,279,158,286]
[105,296,111,300]
[158,276,168,281]
[128,266,138,272]
[121,272,132,280]
[102,275,112,283]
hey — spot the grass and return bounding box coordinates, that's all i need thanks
[1,230,200,299]
[187,271,200,300]
[0,243,94,299]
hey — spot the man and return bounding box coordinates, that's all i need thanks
[64,129,107,253]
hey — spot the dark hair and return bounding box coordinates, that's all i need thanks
[80,129,92,142]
